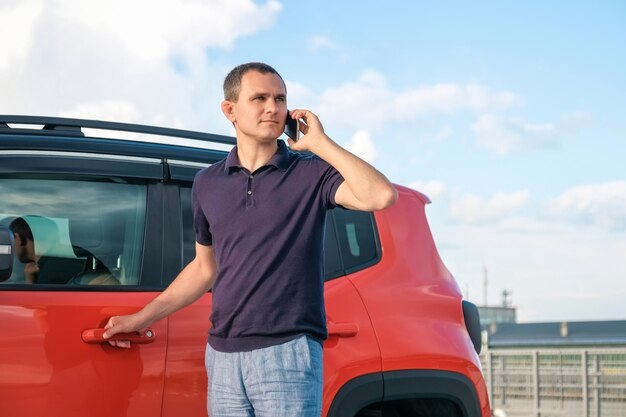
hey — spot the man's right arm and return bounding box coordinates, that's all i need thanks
[103,243,217,348]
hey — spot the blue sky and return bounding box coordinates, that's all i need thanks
[1,0,625,321]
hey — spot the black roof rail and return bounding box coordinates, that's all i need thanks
[0,115,236,146]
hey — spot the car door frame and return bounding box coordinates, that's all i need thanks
[0,149,172,417]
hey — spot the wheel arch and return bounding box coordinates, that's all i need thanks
[326,369,482,417]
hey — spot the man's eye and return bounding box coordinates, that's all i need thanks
[276,97,285,102]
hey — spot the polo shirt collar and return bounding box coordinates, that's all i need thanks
[224,140,290,174]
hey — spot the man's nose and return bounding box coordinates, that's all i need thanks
[265,103,276,114]
[265,99,280,114]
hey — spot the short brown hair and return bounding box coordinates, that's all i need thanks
[9,217,33,246]
[223,62,285,102]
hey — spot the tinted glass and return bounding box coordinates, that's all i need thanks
[323,212,343,280]
[0,178,146,286]
[180,187,195,266]
[333,209,378,272]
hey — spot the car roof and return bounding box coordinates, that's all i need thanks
[0,115,234,164]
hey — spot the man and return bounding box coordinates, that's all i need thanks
[9,216,40,283]
[103,62,397,417]
[9,216,118,285]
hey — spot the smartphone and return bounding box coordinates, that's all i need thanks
[284,112,299,141]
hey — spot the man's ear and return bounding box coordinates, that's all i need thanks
[221,100,236,123]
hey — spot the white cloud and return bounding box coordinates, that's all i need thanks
[0,0,43,71]
[547,181,626,230]
[343,130,378,164]
[284,80,317,106]
[409,180,448,202]
[294,71,570,159]
[449,190,530,225]
[471,113,559,156]
[53,0,282,61]
[60,100,142,124]
[0,0,281,133]
[395,83,518,117]
[314,70,521,131]
[497,216,569,234]
[308,35,335,52]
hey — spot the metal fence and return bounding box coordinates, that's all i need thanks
[480,348,626,417]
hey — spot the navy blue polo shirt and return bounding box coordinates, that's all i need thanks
[192,140,344,353]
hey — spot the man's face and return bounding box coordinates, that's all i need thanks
[225,70,288,143]
[13,233,34,263]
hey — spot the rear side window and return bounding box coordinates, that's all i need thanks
[0,178,146,286]
[325,209,380,280]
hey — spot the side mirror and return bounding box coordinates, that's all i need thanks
[0,226,14,282]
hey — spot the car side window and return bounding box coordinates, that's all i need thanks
[0,178,146,286]
[324,212,343,280]
[333,209,379,273]
[325,208,380,280]
[180,187,195,267]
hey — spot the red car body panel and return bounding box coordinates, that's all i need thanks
[0,291,168,417]
[347,186,490,416]
[321,276,382,417]
[161,295,211,417]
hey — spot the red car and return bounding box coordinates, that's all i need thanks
[0,116,489,417]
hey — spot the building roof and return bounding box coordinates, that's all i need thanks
[486,320,626,348]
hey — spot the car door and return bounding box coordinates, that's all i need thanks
[0,152,169,417]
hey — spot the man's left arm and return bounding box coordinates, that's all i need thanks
[288,109,398,211]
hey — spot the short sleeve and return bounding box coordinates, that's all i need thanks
[316,157,345,210]
[191,174,212,246]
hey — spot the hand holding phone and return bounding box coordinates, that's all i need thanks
[284,112,299,141]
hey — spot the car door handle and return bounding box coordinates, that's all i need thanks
[327,322,359,337]
[81,328,156,344]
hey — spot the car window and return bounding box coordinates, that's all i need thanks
[180,187,195,267]
[0,178,146,286]
[332,209,379,273]
[323,213,343,280]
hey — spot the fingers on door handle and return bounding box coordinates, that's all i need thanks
[82,328,156,344]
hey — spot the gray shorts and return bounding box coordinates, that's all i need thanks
[205,335,323,417]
